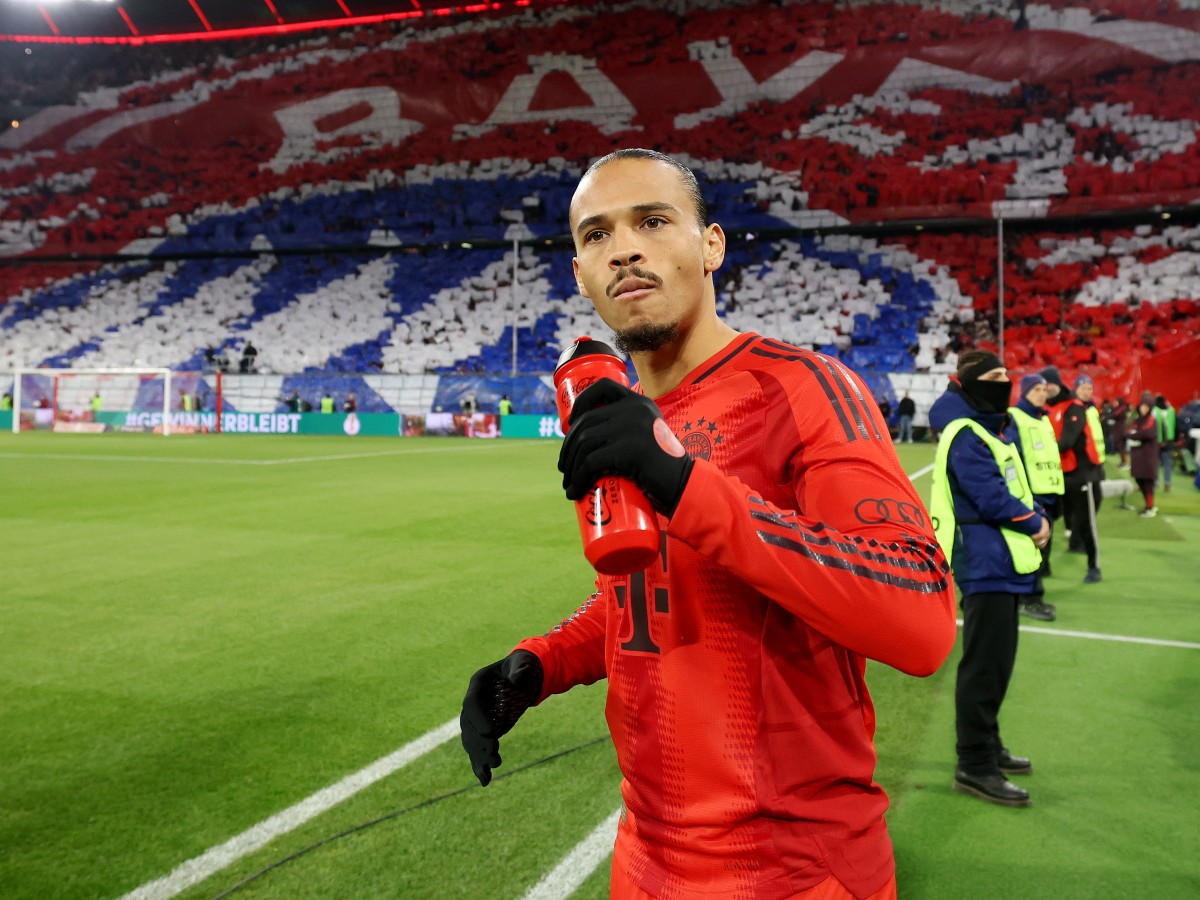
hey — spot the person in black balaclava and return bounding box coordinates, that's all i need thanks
[928,350,1051,807]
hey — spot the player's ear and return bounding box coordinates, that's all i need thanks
[572,257,591,299]
[702,223,726,274]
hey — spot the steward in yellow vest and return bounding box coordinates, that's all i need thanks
[1004,373,1063,621]
[1005,375,1065,502]
[927,351,1049,808]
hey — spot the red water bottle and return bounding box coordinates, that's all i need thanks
[554,337,661,575]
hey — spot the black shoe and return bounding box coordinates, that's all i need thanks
[954,769,1031,807]
[997,749,1033,775]
[1019,602,1055,622]
[1084,567,1102,584]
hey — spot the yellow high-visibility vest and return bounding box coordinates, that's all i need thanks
[929,418,1041,575]
[1008,406,1064,496]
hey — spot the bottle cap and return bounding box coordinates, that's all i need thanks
[555,336,621,372]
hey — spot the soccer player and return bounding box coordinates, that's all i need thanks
[461,149,958,899]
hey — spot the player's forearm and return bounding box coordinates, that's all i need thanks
[513,590,608,701]
[668,461,957,676]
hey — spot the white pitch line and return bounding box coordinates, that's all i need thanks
[520,808,621,900]
[0,444,493,467]
[118,717,460,900]
[256,444,496,465]
[906,462,934,480]
[954,619,1200,649]
[1018,624,1200,649]
[0,452,265,465]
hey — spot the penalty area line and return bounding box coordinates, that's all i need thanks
[118,717,459,900]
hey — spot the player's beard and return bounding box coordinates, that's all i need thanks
[614,321,680,354]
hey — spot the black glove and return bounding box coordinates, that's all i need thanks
[558,378,694,516]
[460,649,543,787]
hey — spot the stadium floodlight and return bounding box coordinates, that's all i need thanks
[12,367,174,435]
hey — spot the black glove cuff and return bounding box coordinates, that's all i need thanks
[485,650,542,732]
[657,453,694,518]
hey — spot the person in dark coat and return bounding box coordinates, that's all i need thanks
[1106,396,1130,469]
[1126,393,1160,516]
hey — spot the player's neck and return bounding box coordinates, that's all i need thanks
[631,317,741,399]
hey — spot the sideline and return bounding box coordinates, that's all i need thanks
[118,718,460,900]
[0,444,496,467]
[952,620,1199,650]
[1016,624,1200,650]
[906,462,935,480]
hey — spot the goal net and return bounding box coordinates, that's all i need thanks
[9,368,204,435]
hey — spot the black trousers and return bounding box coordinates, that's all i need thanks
[1064,480,1101,568]
[956,592,1020,775]
[1031,500,1061,598]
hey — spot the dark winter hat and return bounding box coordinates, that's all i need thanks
[1039,365,1065,388]
[958,350,1004,381]
[1074,373,1094,389]
[1020,374,1046,396]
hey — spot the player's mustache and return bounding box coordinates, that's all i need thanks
[607,266,663,298]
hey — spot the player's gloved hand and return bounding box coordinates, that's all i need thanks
[558,378,694,516]
[460,649,543,787]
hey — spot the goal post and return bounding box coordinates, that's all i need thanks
[12,368,176,435]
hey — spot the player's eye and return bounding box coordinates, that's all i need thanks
[584,229,607,243]
[643,216,666,229]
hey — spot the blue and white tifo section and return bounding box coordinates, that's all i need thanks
[1,174,953,399]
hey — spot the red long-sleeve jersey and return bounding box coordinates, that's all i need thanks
[517,334,956,898]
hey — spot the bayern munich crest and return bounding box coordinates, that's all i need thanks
[679,417,721,461]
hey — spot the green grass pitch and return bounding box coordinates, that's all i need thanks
[1,433,1197,899]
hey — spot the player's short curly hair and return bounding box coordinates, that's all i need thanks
[581,148,709,228]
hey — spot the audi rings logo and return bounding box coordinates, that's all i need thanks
[854,497,927,527]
